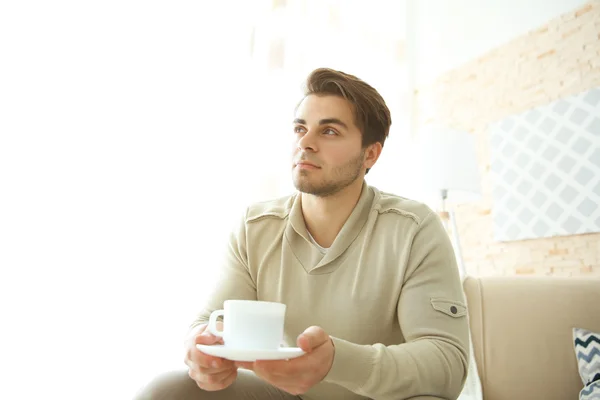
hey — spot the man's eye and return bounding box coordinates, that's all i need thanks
[294,126,305,133]
[324,128,337,135]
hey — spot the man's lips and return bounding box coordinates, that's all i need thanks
[295,161,320,169]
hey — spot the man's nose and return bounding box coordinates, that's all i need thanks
[297,129,317,151]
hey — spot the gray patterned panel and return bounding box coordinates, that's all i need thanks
[488,87,600,242]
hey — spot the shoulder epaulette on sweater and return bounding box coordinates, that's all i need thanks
[374,190,433,226]
[245,193,296,223]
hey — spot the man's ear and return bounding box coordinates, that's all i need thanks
[364,142,383,170]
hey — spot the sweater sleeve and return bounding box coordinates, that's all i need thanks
[189,209,257,329]
[323,211,470,400]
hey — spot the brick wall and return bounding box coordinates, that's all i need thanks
[414,1,600,277]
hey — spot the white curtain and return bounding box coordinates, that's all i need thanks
[0,1,414,399]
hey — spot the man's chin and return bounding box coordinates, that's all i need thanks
[293,179,318,195]
[293,180,337,197]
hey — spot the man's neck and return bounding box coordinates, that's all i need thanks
[301,179,364,248]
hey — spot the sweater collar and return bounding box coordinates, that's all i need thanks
[286,180,375,273]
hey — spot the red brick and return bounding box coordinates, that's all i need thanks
[515,267,535,275]
[548,248,569,256]
[575,4,593,17]
[561,25,583,39]
[580,266,594,274]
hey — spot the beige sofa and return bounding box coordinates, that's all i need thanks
[463,275,600,400]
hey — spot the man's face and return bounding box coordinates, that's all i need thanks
[291,94,366,197]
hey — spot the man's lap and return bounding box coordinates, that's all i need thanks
[133,369,300,400]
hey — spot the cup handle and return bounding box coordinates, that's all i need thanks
[207,309,224,337]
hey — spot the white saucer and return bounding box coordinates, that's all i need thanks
[196,344,305,362]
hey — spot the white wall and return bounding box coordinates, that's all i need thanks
[413,0,590,86]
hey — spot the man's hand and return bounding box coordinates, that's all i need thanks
[235,326,335,395]
[183,323,238,391]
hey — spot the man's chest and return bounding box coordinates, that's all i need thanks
[248,234,405,344]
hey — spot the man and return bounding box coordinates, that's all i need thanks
[136,68,469,399]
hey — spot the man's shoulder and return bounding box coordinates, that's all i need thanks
[372,188,435,226]
[244,193,297,224]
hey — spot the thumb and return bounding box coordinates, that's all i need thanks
[297,326,329,353]
[194,321,224,345]
[195,330,222,345]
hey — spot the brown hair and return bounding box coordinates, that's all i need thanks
[302,68,392,153]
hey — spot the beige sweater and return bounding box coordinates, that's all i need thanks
[192,182,469,400]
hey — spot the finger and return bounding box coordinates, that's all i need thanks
[198,364,236,375]
[183,356,197,371]
[196,366,237,385]
[188,367,200,382]
[253,358,305,377]
[195,330,222,346]
[296,326,328,353]
[221,368,238,388]
[192,348,234,369]
[197,368,238,392]
[183,350,192,366]
[234,361,254,370]
[194,320,224,345]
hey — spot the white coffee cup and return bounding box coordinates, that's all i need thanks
[207,300,286,350]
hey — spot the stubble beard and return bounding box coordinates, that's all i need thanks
[292,149,365,197]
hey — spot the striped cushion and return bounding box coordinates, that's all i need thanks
[574,328,600,400]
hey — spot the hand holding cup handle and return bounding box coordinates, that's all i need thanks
[184,322,236,391]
